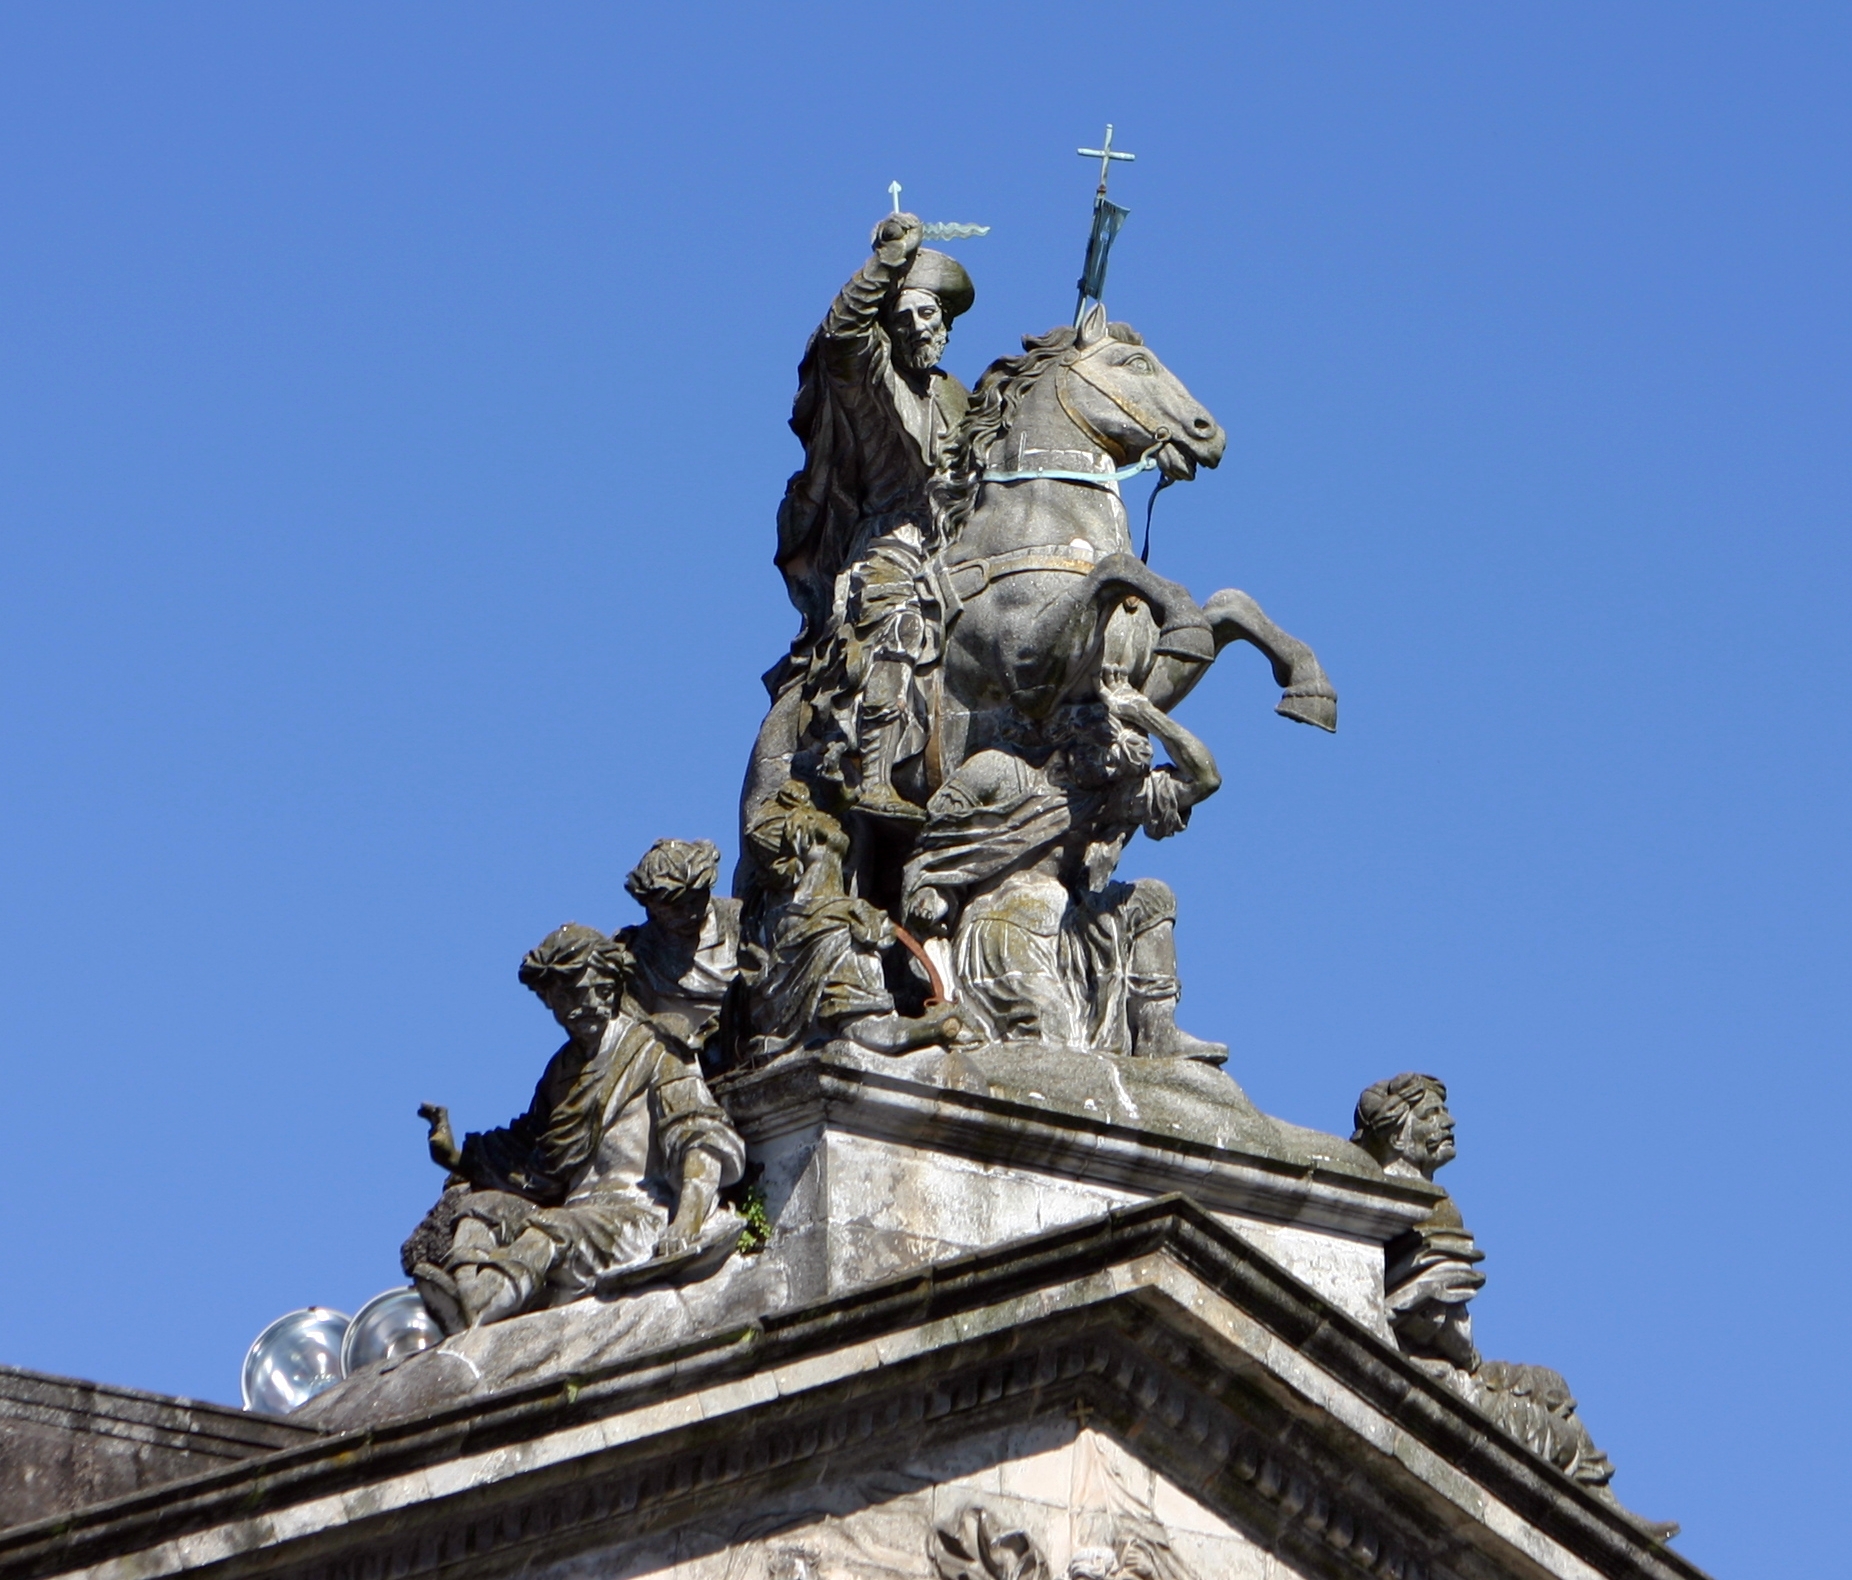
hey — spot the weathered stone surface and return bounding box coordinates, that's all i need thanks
[548,1423,1278,1579]
[299,1048,1436,1429]
[0,1365,320,1530]
[728,1046,1437,1331]
[403,845,747,1335]
[0,1202,1705,1580]
[1352,1073,1673,1538]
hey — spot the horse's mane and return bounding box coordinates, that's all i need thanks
[932,321,1145,545]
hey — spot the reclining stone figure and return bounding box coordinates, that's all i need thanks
[404,913,745,1333]
[1353,1073,1676,1540]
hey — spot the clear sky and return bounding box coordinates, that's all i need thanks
[0,6,1844,1573]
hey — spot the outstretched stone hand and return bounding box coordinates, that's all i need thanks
[418,1102,462,1172]
[657,1146,725,1260]
[1098,664,1224,807]
[1098,665,1164,731]
[872,211,923,268]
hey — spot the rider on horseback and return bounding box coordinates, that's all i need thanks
[771,211,974,822]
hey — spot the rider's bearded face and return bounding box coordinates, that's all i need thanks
[887,288,949,372]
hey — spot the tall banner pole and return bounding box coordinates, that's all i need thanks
[1075,124,1137,323]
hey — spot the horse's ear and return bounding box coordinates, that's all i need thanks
[1076,302,1109,349]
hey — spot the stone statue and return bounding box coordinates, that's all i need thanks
[404,914,745,1332]
[1353,1074,1676,1538]
[1350,1071,1486,1372]
[930,308,1337,778]
[612,837,740,1064]
[727,218,1341,1069]
[899,672,1224,1060]
[755,211,976,825]
[739,778,963,1063]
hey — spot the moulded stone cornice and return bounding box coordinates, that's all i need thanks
[719,1048,1441,1243]
[0,1200,1705,1580]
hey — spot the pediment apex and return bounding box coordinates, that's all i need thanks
[0,1200,1705,1580]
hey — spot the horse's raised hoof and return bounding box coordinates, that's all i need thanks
[1276,690,1337,732]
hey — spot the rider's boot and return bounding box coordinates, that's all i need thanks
[852,713,926,824]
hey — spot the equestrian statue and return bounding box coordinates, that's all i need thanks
[733,208,1337,1067]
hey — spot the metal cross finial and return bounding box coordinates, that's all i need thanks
[1077,124,1136,199]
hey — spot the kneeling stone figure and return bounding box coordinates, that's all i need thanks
[405,902,745,1333]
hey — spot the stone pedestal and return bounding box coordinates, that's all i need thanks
[722,1044,1438,1335]
[2,1049,1700,1580]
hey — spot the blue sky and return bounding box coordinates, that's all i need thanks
[0,6,1844,1572]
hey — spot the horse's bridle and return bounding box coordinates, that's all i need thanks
[1057,340,1174,465]
[979,341,1173,488]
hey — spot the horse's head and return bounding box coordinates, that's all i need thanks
[1057,304,1226,480]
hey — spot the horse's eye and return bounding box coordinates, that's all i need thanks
[1125,354,1153,374]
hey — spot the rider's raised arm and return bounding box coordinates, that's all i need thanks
[820,213,924,356]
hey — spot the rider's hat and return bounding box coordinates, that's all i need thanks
[895,249,975,320]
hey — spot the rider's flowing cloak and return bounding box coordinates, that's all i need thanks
[774,331,863,655]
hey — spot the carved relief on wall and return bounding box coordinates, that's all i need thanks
[600,1426,1239,1580]
[707,1429,1214,1578]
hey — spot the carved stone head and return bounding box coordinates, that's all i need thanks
[888,286,951,373]
[1351,1072,1457,1180]
[1049,703,1154,790]
[885,249,971,373]
[745,779,850,892]
[518,922,633,1046]
[625,837,720,938]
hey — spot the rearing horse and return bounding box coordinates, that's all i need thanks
[929,304,1337,775]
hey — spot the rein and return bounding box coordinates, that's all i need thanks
[978,343,1171,491]
[966,341,1180,562]
[980,450,1161,487]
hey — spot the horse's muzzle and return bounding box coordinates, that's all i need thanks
[1158,426,1224,480]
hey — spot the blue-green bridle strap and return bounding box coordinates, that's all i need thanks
[980,453,1159,486]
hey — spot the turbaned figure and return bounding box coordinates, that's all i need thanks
[404,842,745,1331]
